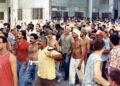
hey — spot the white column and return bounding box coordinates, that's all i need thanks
[109,0,114,18]
[118,0,120,17]
[88,0,93,21]
[11,0,18,28]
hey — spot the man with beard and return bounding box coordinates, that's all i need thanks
[69,29,85,86]
[14,30,29,86]
[23,33,39,86]
[35,36,63,86]
[48,31,60,51]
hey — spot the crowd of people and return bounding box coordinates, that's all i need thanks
[0,17,120,86]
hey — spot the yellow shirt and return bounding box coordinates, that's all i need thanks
[37,46,60,80]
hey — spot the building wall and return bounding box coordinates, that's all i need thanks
[51,0,87,17]
[0,0,10,23]
[0,0,117,25]
[118,0,120,17]
[17,0,50,24]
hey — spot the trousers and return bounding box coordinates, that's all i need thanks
[69,57,85,85]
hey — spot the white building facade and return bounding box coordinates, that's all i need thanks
[0,0,120,26]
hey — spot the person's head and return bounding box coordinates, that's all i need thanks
[30,34,38,44]
[38,36,47,49]
[0,30,8,38]
[0,36,7,50]
[102,25,106,29]
[94,38,105,52]
[103,31,108,38]
[72,29,80,39]
[36,24,40,31]
[109,70,120,86]
[28,24,34,31]
[109,29,114,36]
[4,23,10,29]
[81,28,87,37]
[16,25,21,30]
[91,24,96,29]
[18,30,27,40]
[48,30,54,40]
[65,26,71,35]
[110,34,119,46]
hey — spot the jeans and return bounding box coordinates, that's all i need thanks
[69,57,84,85]
[18,62,25,86]
[55,63,62,79]
[23,65,38,86]
[64,53,70,78]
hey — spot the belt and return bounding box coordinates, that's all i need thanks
[29,60,38,65]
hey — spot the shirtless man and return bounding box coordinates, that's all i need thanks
[23,33,38,86]
[69,29,85,86]
[47,31,60,51]
[81,29,90,65]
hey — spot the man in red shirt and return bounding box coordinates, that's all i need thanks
[15,30,29,86]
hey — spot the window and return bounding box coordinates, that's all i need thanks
[92,13,99,19]
[102,13,112,18]
[75,12,83,18]
[32,8,43,19]
[18,9,22,20]
[101,0,109,4]
[0,0,5,3]
[0,12,4,20]
[52,11,61,18]
[64,12,68,17]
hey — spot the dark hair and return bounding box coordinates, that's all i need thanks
[40,31,46,36]
[28,24,34,31]
[39,36,47,45]
[0,36,7,43]
[3,32,8,38]
[20,30,27,40]
[110,70,120,85]
[94,38,105,51]
[109,29,114,35]
[30,33,38,40]
[48,30,54,35]
[4,23,10,28]
[110,34,119,45]
[16,25,21,29]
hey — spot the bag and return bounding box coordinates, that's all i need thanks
[47,47,65,62]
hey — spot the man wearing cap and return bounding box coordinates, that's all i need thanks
[69,29,85,86]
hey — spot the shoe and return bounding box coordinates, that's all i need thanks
[57,78,62,83]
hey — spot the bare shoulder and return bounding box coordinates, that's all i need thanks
[86,37,90,43]
[55,40,59,44]
[9,53,16,62]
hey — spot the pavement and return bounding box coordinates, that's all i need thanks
[56,80,69,86]
[55,64,81,86]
